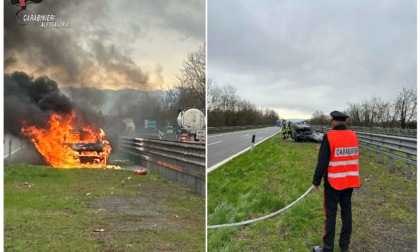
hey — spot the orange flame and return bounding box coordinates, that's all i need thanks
[21,111,112,169]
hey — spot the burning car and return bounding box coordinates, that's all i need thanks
[66,129,110,165]
[22,111,112,168]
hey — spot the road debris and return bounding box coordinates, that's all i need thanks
[23,182,34,187]
[133,168,148,175]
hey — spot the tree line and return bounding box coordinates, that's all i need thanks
[207,81,279,127]
[308,86,417,129]
[160,44,206,129]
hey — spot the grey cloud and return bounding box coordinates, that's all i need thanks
[4,0,151,89]
[124,0,205,41]
[208,0,416,118]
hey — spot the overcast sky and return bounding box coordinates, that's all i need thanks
[208,0,416,119]
[4,0,205,90]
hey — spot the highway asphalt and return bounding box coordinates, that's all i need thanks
[207,126,282,172]
[4,134,26,159]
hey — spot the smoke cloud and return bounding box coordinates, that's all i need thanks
[4,0,151,90]
[4,71,105,136]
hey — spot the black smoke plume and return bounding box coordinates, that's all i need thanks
[4,71,105,136]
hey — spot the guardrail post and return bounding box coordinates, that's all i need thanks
[405,154,412,178]
[405,163,411,178]
[388,154,394,170]
[375,145,380,163]
[388,149,394,171]
[8,139,12,162]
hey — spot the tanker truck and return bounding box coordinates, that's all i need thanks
[176,108,206,143]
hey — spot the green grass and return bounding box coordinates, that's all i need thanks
[207,134,416,251]
[5,164,205,251]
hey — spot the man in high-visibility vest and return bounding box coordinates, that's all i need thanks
[312,111,360,252]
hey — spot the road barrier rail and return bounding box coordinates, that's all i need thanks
[312,125,416,138]
[119,137,205,195]
[313,127,417,177]
[356,132,417,177]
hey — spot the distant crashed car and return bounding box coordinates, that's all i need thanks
[310,131,324,142]
[291,124,323,142]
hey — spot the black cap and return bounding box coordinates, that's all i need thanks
[330,111,349,121]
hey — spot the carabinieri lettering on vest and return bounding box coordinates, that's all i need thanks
[335,147,358,157]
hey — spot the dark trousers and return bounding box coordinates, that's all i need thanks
[322,181,353,251]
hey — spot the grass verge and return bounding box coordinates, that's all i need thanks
[207,133,416,251]
[5,164,205,251]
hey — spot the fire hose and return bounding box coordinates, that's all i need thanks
[207,186,312,229]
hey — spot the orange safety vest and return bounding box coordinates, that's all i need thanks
[326,130,360,190]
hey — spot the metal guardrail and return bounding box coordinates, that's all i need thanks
[314,127,417,177]
[357,132,417,177]
[211,124,416,137]
[312,125,416,138]
[350,126,416,138]
[119,137,205,195]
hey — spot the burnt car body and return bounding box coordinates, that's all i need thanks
[291,124,323,142]
[67,130,107,164]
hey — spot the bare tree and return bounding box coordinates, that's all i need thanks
[161,88,180,124]
[313,86,416,129]
[309,111,329,125]
[207,81,279,127]
[394,86,417,128]
[346,102,361,126]
[174,44,206,109]
[207,79,220,111]
[371,97,392,127]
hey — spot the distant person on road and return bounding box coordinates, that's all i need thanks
[312,111,360,252]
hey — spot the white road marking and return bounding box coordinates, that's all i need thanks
[208,140,223,146]
[207,131,280,173]
[208,128,265,138]
[4,146,25,159]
